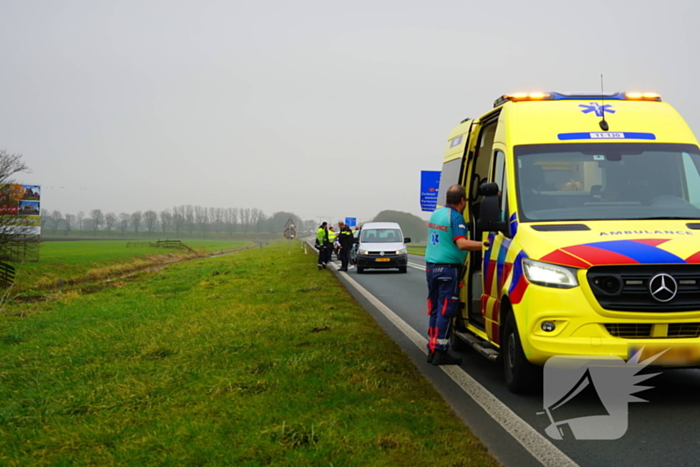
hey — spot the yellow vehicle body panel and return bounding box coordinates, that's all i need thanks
[485,220,700,365]
[440,93,700,369]
[500,99,696,146]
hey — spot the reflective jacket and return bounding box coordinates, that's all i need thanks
[316,227,329,245]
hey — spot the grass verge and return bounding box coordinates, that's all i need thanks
[0,240,500,466]
[407,243,426,256]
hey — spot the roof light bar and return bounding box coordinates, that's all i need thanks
[493,92,552,107]
[494,91,663,107]
[624,92,661,101]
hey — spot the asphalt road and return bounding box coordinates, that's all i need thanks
[313,243,700,467]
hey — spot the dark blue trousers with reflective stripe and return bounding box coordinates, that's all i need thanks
[426,266,460,352]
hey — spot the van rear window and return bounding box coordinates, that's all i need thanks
[514,143,700,222]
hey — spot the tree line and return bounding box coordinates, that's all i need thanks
[41,207,430,241]
[41,206,314,237]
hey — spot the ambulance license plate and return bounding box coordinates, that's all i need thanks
[375,258,390,262]
[628,343,700,366]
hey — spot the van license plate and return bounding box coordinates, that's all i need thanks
[375,258,390,262]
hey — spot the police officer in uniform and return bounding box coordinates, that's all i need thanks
[336,221,354,271]
[425,184,483,365]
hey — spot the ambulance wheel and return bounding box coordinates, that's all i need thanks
[357,267,364,274]
[399,266,407,273]
[502,312,541,394]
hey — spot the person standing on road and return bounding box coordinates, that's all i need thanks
[336,221,354,271]
[425,184,483,365]
[316,222,331,269]
[328,226,338,259]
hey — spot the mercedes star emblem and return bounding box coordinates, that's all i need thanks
[648,273,678,303]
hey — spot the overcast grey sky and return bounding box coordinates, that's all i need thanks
[1,0,698,224]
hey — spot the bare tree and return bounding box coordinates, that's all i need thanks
[211,207,223,233]
[41,213,51,231]
[105,212,117,232]
[51,210,63,233]
[185,205,194,235]
[240,208,251,235]
[90,209,103,234]
[195,206,210,238]
[118,213,130,234]
[172,206,186,235]
[251,208,265,232]
[76,211,84,231]
[144,210,158,235]
[130,211,142,234]
[64,213,75,234]
[159,209,172,235]
[0,150,28,179]
[226,207,239,237]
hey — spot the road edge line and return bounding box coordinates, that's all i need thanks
[338,269,580,467]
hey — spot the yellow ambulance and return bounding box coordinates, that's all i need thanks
[439,91,700,392]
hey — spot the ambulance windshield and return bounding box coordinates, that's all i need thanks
[515,143,700,222]
[360,228,402,243]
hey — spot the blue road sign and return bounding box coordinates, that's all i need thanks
[345,217,357,227]
[420,170,441,212]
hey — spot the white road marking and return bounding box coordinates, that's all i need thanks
[335,267,580,467]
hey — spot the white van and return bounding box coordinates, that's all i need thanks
[355,222,411,273]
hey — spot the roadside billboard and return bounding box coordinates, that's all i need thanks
[0,184,41,235]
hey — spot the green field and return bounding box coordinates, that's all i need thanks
[407,243,426,256]
[0,240,499,466]
[12,240,254,294]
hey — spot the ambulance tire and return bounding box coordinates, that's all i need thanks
[502,312,541,394]
[399,266,407,273]
[357,266,365,274]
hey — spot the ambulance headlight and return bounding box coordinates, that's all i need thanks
[522,259,579,289]
[358,249,369,255]
[396,248,406,255]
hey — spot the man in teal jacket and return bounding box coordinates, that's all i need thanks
[425,184,483,365]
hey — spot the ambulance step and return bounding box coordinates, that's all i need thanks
[454,330,500,362]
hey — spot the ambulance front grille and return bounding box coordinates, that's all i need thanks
[604,323,652,338]
[604,323,700,338]
[587,265,700,312]
[668,323,700,338]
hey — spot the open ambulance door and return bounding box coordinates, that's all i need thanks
[462,110,502,333]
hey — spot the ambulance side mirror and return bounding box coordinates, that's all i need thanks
[477,182,508,235]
